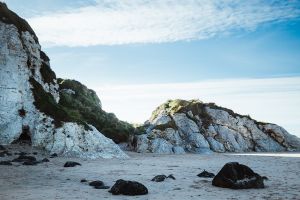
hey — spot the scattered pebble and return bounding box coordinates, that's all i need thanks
[0,145,6,151]
[41,158,50,162]
[12,155,36,162]
[95,185,110,189]
[152,175,167,182]
[168,174,176,180]
[0,161,12,165]
[0,151,11,157]
[89,181,104,187]
[152,174,176,182]
[197,170,215,178]
[64,161,81,167]
[50,153,58,158]
[22,161,39,166]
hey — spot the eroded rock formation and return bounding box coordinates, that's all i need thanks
[133,99,300,154]
[0,3,127,158]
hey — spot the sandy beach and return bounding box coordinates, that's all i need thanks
[0,145,299,200]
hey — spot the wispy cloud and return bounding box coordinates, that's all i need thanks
[28,0,300,46]
[92,76,300,137]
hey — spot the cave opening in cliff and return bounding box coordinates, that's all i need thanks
[13,125,32,145]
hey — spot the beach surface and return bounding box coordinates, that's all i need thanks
[0,145,299,200]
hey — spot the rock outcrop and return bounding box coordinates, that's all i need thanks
[212,162,267,189]
[0,3,127,158]
[133,99,300,154]
[58,79,134,144]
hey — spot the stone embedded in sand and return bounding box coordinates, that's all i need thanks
[64,161,81,167]
[0,161,12,165]
[16,152,27,156]
[212,162,267,189]
[0,151,11,157]
[152,175,167,182]
[89,181,104,187]
[109,179,148,196]
[41,158,49,162]
[94,185,110,189]
[22,161,39,166]
[50,153,58,158]
[12,155,36,162]
[197,170,215,178]
[151,174,176,182]
[0,145,6,151]
[167,174,176,180]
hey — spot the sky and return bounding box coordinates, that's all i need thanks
[3,0,300,137]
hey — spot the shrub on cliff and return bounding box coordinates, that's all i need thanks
[58,79,134,143]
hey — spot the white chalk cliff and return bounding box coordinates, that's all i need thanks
[133,99,300,154]
[0,3,127,158]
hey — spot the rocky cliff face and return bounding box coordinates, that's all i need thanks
[58,79,134,144]
[0,3,127,158]
[133,99,300,154]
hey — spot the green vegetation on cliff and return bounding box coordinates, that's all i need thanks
[0,2,38,42]
[151,99,213,128]
[58,79,135,143]
[150,99,257,130]
[29,78,90,129]
[30,76,134,143]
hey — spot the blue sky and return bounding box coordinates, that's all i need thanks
[3,0,300,136]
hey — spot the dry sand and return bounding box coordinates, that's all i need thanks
[0,145,299,200]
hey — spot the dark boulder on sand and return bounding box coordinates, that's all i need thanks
[109,179,148,196]
[212,162,267,189]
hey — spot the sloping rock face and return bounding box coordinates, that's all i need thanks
[0,3,127,158]
[58,79,134,144]
[133,99,300,154]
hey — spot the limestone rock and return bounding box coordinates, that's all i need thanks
[133,99,300,154]
[0,3,127,159]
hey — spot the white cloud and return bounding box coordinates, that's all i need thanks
[92,76,300,137]
[28,0,300,46]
